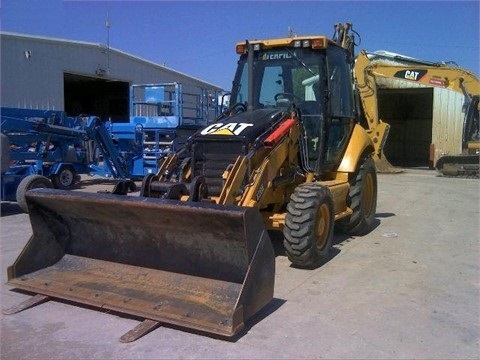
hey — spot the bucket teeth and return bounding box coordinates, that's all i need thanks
[2,294,50,315]
[120,319,161,343]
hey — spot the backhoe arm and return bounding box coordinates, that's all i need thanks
[354,50,396,173]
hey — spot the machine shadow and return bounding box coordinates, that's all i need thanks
[230,297,286,341]
[70,178,121,190]
[376,212,395,219]
[269,212,393,267]
[0,202,23,217]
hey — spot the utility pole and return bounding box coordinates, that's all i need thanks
[106,12,111,74]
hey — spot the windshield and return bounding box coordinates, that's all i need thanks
[230,47,325,109]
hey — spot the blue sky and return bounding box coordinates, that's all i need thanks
[1,0,479,89]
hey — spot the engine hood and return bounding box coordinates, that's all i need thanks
[194,108,286,143]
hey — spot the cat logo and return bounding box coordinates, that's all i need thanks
[200,122,254,136]
[405,70,420,80]
[394,69,427,82]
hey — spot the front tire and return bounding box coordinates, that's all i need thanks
[16,175,53,213]
[336,156,377,235]
[283,183,334,268]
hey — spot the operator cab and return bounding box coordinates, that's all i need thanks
[230,39,356,174]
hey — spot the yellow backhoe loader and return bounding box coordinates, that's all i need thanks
[4,23,380,340]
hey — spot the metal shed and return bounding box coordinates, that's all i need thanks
[375,76,467,167]
[0,32,223,121]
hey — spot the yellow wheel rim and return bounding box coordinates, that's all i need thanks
[362,173,375,218]
[315,203,331,249]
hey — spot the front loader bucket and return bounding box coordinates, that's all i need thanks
[6,188,275,338]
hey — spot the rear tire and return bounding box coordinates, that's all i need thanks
[283,183,334,268]
[336,156,377,235]
[16,175,53,213]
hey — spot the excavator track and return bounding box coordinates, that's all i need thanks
[435,155,479,178]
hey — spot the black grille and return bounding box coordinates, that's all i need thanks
[192,140,247,196]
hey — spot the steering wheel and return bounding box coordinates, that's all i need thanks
[228,102,247,114]
[274,92,303,103]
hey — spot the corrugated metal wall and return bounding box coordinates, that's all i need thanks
[1,33,222,112]
[1,35,65,109]
[431,88,464,164]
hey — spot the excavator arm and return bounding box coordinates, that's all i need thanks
[360,51,479,96]
[332,25,396,173]
[354,51,397,173]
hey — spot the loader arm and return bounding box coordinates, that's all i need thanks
[238,118,301,209]
[216,155,248,205]
[214,117,301,209]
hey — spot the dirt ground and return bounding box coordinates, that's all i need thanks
[1,169,479,359]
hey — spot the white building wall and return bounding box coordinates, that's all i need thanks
[431,88,465,163]
[1,34,66,109]
[0,32,222,110]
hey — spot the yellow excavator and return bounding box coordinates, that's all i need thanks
[354,49,479,177]
[4,23,381,340]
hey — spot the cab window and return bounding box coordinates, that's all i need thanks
[324,47,355,166]
[327,46,354,117]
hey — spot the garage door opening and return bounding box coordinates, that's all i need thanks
[64,73,129,122]
[378,88,433,168]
